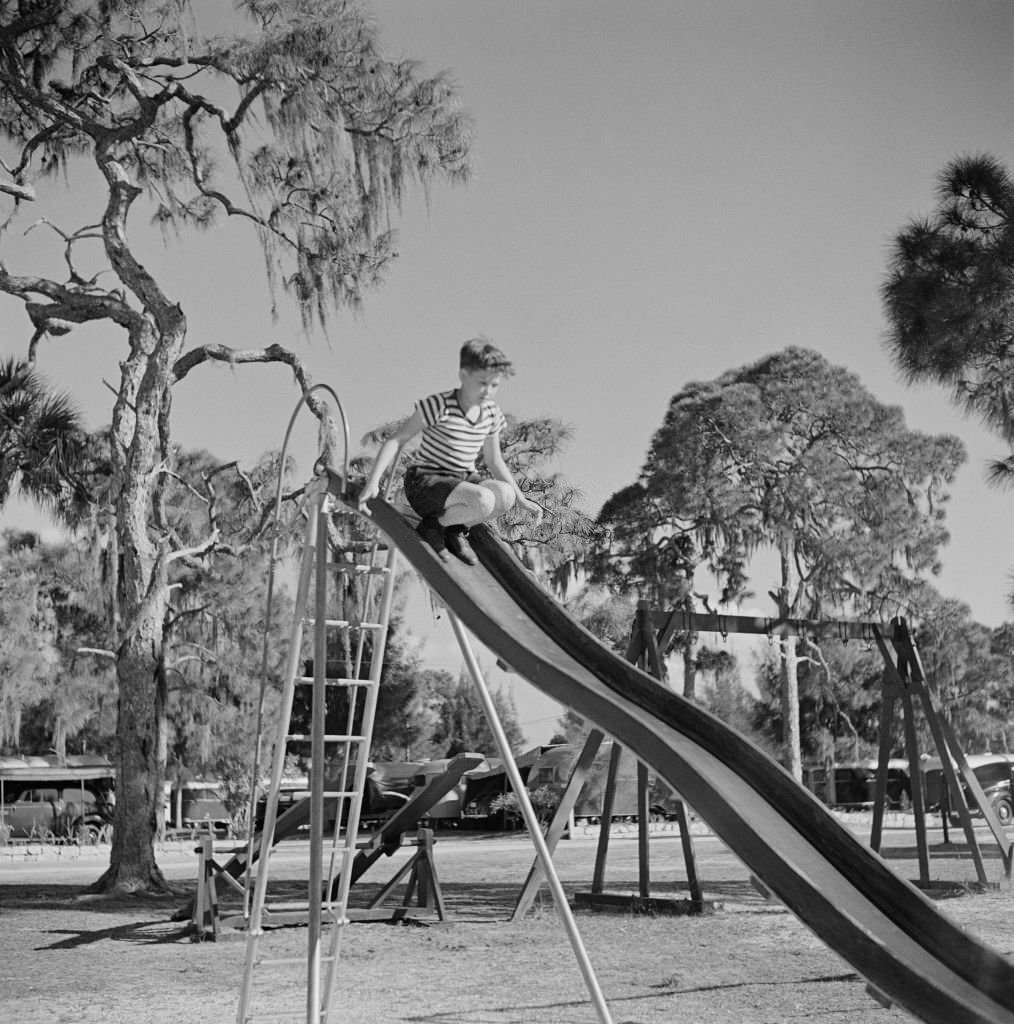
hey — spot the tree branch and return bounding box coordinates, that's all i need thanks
[172,341,315,388]
[0,181,34,201]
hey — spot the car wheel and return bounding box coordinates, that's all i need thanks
[73,819,102,844]
[994,798,1013,826]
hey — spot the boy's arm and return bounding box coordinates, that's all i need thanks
[357,410,424,512]
[484,432,543,520]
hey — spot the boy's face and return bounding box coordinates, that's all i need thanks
[459,367,503,403]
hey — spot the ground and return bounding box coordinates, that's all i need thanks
[0,814,1011,1024]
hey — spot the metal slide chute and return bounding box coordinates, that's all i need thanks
[361,496,1014,1024]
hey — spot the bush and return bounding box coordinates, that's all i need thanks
[490,785,561,830]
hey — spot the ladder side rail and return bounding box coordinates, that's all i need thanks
[326,475,400,892]
[320,538,400,1019]
[237,504,319,1024]
[307,503,331,1024]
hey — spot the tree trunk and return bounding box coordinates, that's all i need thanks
[52,718,67,763]
[89,308,184,893]
[780,634,802,781]
[681,593,697,700]
[778,541,803,781]
[682,645,697,701]
[90,632,170,893]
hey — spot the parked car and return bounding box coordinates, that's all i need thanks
[922,754,1014,826]
[0,755,115,841]
[0,782,114,840]
[169,779,232,835]
[803,760,911,810]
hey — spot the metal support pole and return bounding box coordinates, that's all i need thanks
[447,611,614,1024]
[307,501,329,1022]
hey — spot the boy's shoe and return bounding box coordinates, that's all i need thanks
[445,525,477,566]
[416,517,450,562]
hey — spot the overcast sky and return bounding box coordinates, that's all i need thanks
[3,1,1014,745]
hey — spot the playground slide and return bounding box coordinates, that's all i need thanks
[364,498,1014,1024]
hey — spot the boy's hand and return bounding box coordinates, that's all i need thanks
[357,481,379,514]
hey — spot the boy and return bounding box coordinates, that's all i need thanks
[357,337,542,564]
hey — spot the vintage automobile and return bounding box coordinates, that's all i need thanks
[922,754,1014,826]
[0,755,115,841]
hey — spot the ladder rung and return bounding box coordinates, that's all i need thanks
[329,563,391,576]
[320,790,359,799]
[330,541,388,554]
[297,676,378,688]
[242,1010,308,1022]
[302,618,386,630]
[256,953,338,968]
[285,733,368,743]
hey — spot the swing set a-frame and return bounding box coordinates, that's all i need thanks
[520,601,1012,914]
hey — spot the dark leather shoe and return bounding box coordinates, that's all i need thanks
[416,517,449,562]
[445,525,477,565]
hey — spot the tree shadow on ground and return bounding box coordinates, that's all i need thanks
[36,918,194,950]
[2,882,188,911]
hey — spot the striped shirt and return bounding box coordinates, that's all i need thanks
[415,389,507,474]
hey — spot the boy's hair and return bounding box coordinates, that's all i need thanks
[459,336,515,376]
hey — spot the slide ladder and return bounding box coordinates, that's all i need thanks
[237,477,398,1024]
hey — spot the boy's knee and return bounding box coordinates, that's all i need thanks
[486,481,515,515]
[476,487,498,518]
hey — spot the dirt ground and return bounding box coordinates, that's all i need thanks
[1,815,1012,1024]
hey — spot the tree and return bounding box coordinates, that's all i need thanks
[638,347,964,779]
[0,358,89,525]
[0,530,115,756]
[164,481,295,807]
[750,636,885,766]
[424,668,525,758]
[882,154,1014,491]
[0,2,470,892]
[0,532,58,750]
[695,645,751,729]
[588,482,710,699]
[903,591,1014,756]
[494,416,597,590]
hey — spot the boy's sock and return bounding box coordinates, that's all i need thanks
[416,517,450,562]
[444,524,477,566]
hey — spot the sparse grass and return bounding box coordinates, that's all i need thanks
[0,827,1011,1024]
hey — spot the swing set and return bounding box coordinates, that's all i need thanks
[520,601,1012,912]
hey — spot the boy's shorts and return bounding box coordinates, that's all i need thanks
[404,465,481,519]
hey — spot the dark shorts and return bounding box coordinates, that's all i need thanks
[403,465,481,519]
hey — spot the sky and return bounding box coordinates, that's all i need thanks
[3,1,1014,746]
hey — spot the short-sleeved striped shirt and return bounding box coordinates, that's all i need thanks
[415,389,506,474]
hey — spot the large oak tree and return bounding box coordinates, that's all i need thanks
[629,347,964,778]
[0,1,470,891]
